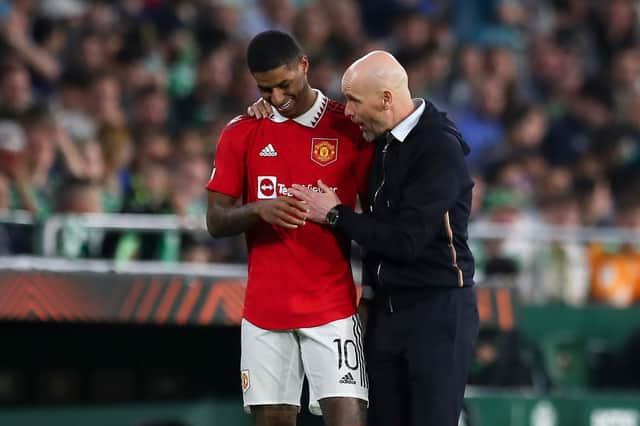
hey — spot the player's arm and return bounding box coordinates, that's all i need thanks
[206,191,309,237]
[206,192,259,237]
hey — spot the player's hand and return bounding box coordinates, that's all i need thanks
[246,98,274,119]
[255,196,309,229]
[289,180,341,223]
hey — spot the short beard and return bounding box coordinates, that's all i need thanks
[362,131,375,142]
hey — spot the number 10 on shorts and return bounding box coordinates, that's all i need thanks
[333,338,360,370]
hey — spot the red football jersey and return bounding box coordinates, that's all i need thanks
[207,91,373,329]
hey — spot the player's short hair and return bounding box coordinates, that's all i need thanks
[247,31,303,73]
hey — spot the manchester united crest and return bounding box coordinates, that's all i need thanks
[311,138,338,166]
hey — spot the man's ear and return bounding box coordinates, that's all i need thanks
[382,90,392,110]
[299,55,309,74]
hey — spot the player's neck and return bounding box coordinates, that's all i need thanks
[297,86,317,115]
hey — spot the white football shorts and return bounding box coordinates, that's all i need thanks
[240,314,368,415]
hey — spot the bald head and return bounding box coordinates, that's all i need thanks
[341,51,415,141]
[343,51,411,100]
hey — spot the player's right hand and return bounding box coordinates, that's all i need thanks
[246,98,274,119]
[256,196,308,228]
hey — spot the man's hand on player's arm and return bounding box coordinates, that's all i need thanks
[207,192,308,237]
[246,98,274,119]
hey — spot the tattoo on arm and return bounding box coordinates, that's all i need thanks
[206,192,259,237]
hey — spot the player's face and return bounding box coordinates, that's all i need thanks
[342,74,387,142]
[253,57,310,118]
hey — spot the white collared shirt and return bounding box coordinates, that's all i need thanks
[269,89,328,128]
[390,98,426,142]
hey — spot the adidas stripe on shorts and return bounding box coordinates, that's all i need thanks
[240,314,368,415]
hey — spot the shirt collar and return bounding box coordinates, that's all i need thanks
[269,89,329,128]
[390,98,425,143]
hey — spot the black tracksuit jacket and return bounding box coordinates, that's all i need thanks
[333,101,475,310]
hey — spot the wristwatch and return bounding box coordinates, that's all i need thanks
[326,206,341,226]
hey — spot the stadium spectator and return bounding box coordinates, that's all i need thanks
[55,177,104,258]
[455,75,509,170]
[0,59,33,119]
[0,0,637,308]
[532,192,590,305]
[573,176,614,227]
[6,107,59,217]
[448,43,485,109]
[170,43,235,132]
[130,83,170,133]
[88,72,125,129]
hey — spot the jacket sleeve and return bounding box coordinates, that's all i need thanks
[334,131,468,263]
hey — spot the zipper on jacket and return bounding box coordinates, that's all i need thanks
[373,139,393,313]
[372,139,392,211]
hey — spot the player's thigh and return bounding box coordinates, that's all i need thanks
[318,396,367,426]
[241,319,305,412]
[252,405,298,426]
[298,314,368,415]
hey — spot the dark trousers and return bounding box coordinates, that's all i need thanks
[366,286,479,426]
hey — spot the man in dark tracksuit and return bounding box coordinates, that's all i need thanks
[290,50,479,426]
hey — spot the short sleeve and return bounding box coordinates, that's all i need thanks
[205,117,251,198]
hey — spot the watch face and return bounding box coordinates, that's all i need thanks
[327,208,339,225]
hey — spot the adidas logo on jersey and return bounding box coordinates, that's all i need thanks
[339,372,357,385]
[259,144,278,157]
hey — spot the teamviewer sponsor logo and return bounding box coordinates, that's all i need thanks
[257,176,277,199]
[278,183,338,196]
[258,177,337,199]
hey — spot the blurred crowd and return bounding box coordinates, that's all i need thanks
[1,0,640,304]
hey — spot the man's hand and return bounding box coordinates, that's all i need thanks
[246,98,274,119]
[256,196,309,229]
[288,179,341,224]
